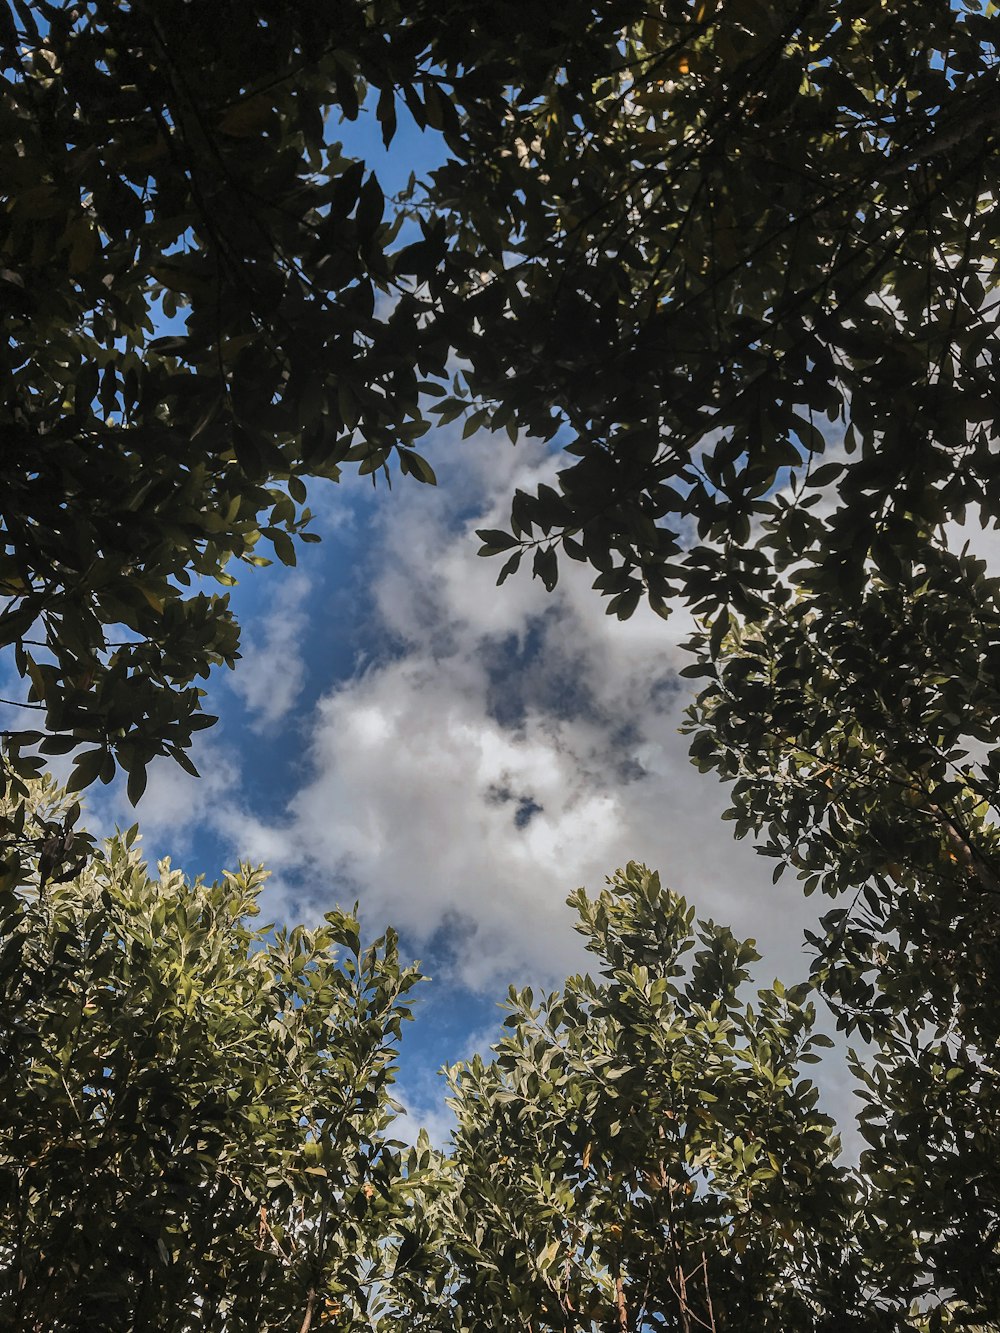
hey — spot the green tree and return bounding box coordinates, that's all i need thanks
[4,3,1000,1324]
[4,788,995,1329]
[438,863,871,1333]
[0,777,438,1331]
[6,0,997,799]
[443,1,999,619]
[0,0,517,800]
[0,0,660,801]
[421,8,1000,1313]
[684,537,1000,1321]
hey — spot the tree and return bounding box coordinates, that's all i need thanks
[431,862,1000,1332]
[439,1,999,621]
[0,0,666,803]
[684,537,1000,1320]
[0,0,524,800]
[6,1,996,801]
[439,863,866,1332]
[4,2,1000,1323]
[4,785,996,1328]
[0,776,438,1331]
[422,9,1000,1313]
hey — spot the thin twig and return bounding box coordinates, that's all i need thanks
[298,1286,318,1333]
[614,1271,628,1333]
[701,1251,716,1333]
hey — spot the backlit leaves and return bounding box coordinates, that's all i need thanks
[438,2,999,623]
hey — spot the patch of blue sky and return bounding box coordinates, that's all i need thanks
[401,908,510,1072]
[334,89,445,204]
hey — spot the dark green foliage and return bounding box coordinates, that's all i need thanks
[4,0,997,793]
[444,2,998,621]
[0,0,509,798]
[3,3,1000,1327]
[685,540,1000,1322]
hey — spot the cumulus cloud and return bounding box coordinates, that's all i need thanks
[213,431,820,996]
[227,570,311,732]
[68,423,873,1148]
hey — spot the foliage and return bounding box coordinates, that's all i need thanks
[426,5,1000,1311]
[0,0,515,799]
[684,536,1000,1321]
[444,1,999,619]
[5,0,997,799]
[1,0,688,801]
[2,784,996,1330]
[439,863,871,1333]
[0,777,436,1331]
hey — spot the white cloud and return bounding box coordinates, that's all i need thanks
[227,570,311,732]
[84,728,241,870]
[215,431,820,997]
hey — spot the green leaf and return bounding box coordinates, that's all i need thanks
[532,546,558,592]
[497,551,522,585]
[270,530,297,567]
[67,748,106,792]
[398,449,437,485]
[127,763,148,806]
[476,528,519,554]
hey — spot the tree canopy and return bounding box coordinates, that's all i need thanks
[0,0,525,798]
[0,778,434,1330]
[440,864,860,1333]
[434,9,1000,1308]
[683,518,1000,1317]
[2,1,1000,1328]
[3,807,993,1330]
[455,0,999,619]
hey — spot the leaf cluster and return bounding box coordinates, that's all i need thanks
[0,0,520,798]
[439,863,864,1333]
[2,786,995,1330]
[684,535,1000,1320]
[0,779,433,1330]
[446,1,999,622]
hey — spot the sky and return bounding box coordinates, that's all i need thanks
[4,93,871,1149]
